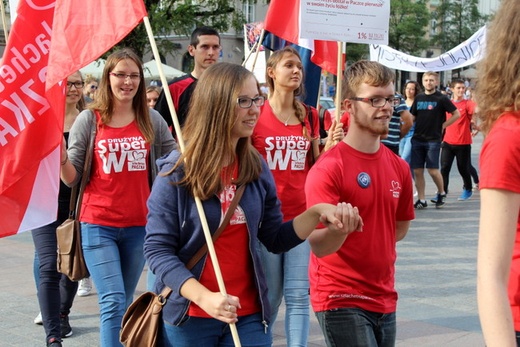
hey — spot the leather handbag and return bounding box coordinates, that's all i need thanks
[120,185,246,347]
[56,118,95,281]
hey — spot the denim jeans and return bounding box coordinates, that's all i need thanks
[32,221,79,342]
[81,223,146,347]
[159,313,271,347]
[260,240,310,347]
[316,308,396,347]
[411,139,442,169]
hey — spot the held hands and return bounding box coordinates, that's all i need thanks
[319,202,363,236]
[198,292,241,324]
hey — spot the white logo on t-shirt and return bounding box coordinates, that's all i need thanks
[264,135,310,170]
[97,136,147,173]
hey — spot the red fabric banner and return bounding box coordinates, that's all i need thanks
[0,0,147,238]
[264,0,343,75]
[0,1,64,237]
[46,0,148,89]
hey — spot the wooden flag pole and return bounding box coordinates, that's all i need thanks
[335,41,343,123]
[143,16,242,347]
[242,40,258,67]
[250,29,265,72]
[0,0,9,44]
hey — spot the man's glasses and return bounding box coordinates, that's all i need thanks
[237,95,265,109]
[350,96,400,108]
[109,72,141,81]
[67,81,85,90]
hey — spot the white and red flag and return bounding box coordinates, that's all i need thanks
[264,0,342,75]
[0,0,146,238]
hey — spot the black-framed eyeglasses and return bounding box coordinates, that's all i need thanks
[237,95,265,109]
[350,96,400,108]
[67,81,85,89]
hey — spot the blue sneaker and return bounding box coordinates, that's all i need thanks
[458,189,473,201]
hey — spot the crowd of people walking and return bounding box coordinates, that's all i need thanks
[21,0,520,344]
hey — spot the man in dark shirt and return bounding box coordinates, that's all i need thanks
[155,26,221,137]
[410,71,460,209]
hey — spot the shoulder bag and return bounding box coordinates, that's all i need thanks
[56,113,96,281]
[120,185,246,347]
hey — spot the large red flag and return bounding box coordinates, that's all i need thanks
[0,0,147,238]
[0,1,65,237]
[46,0,147,89]
[264,0,342,75]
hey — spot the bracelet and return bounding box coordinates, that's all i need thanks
[61,156,68,166]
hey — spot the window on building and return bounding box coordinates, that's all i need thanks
[242,1,255,23]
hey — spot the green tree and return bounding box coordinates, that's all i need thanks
[431,0,488,51]
[116,0,261,60]
[389,0,430,55]
[345,44,369,66]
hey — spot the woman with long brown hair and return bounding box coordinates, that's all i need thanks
[251,46,343,346]
[476,0,520,345]
[60,48,175,346]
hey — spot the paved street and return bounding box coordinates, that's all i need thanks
[0,136,485,346]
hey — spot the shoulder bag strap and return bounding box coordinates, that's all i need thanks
[185,185,246,270]
[159,185,246,300]
[73,111,96,219]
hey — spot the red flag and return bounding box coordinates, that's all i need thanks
[264,0,342,75]
[0,1,65,237]
[46,0,148,89]
[0,0,147,238]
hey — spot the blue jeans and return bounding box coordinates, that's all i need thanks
[316,308,396,347]
[81,223,146,347]
[260,240,310,347]
[159,313,271,347]
[32,222,78,342]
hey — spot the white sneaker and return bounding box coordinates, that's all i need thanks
[77,277,93,297]
[34,312,43,325]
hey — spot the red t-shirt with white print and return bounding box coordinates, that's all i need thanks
[252,100,319,221]
[80,119,151,227]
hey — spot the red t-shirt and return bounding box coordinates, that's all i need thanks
[188,183,260,317]
[479,111,520,330]
[324,109,350,133]
[305,142,414,313]
[252,100,319,221]
[80,118,151,227]
[443,99,475,145]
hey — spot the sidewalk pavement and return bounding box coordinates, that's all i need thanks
[0,137,485,347]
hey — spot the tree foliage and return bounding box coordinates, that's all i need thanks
[116,0,264,59]
[431,0,488,51]
[389,0,430,55]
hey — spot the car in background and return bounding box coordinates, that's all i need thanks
[319,97,335,111]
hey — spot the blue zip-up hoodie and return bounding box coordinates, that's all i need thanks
[144,149,304,328]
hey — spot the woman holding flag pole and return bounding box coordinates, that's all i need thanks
[60,48,175,347]
[144,62,359,346]
[251,46,343,346]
